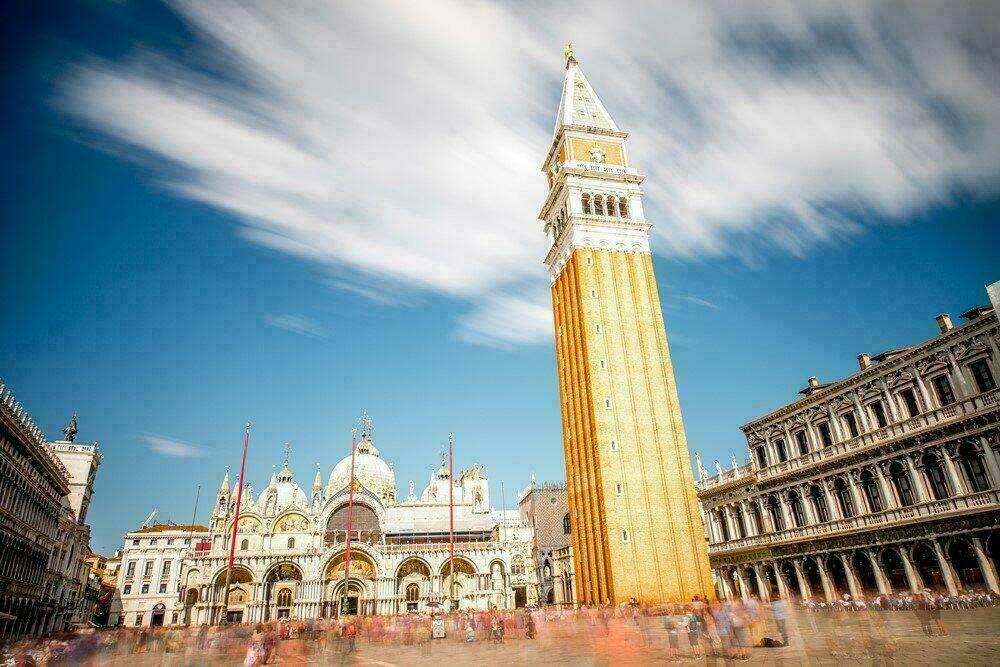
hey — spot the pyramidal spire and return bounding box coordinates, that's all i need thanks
[219,466,231,494]
[553,45,619,139]
[313,462,322,491]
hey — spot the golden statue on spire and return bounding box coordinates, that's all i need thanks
[564,42,574,63]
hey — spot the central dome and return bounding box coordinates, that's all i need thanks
[328,433,396,503]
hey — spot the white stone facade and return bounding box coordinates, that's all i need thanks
[116,424,538,627]
[696,295,1000,603]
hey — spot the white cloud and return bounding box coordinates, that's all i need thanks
[145,434,207,459]
[265,313,327,338]
[457,289,553,349]
[58,1,1000,346]
[676,295,720,311]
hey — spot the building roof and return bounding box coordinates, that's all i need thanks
[552,56,619,139]
[132,523,208,534]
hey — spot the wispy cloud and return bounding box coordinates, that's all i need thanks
[457,289,553,349]
[676,295,720,310]
[144,434,207,459]
[265,313,328,339]
[58,1,1000,346]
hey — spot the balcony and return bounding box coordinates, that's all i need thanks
[707,488,1000,555]
[756,389,999,483]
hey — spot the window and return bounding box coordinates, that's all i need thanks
[970,360,996,393]
[563,513,571,534]
[132,540,139,546]
[287,537,295,549]
[958,442,991,492]
[136,614,143,626]
[171,612,178,624]
[615,482,624,496]
[717,510,730,542]
[277,589,293,607]
[750,503,764,534]
[184,539,191,545]
[582,193,592,215]
[126,561,136,578]
[766,496,784,531]
[869,401,888,428]
[123,585,132,595]
[860,470,883,512]
[159,583,167,594]
[842,412,859,438]
[605,398,612,409]
[794,431,808,456]
[167,539,174,545]
[733,506,746,539]
[834,478,855,518]
[922,453,950,500]
[621,529,630,543]
[405,584,419,602]
[899,388,920,418]
[141,584,149,594]
[595,323,602,333]
[775,438,787,462]
[889,461,916,507]
[619,198,629,218]
[511,555,525,576]
[609,440,618,452]
[240,539,249,551]
[594,195,604,216]
[143,562,154,578]
[816,422,833,448]
[754,445,768,469]
[788,492,806,527]
[161,561,171,578]
[590,289,596,298]
[932,375,956,406]
[809,486,829,523]
[600,360,607,370]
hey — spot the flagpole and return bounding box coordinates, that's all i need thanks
[339,426,359,616]
[221,422,251,624]
[449,433,455,611]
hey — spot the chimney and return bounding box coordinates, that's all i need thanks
[858,353,872,370]
[935,313,954,334]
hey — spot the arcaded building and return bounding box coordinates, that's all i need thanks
[696,295,1000,602]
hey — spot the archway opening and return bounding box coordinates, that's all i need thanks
[326,551,377,616]
[780,561,798,600]
[880,548,909,590]
[851,552,880,595]
[397,558,431,612]
[802,559,822,599]
[325,502,382,547]
[948,539,984,589]
[912,543,944,591]
[826,556,848,597]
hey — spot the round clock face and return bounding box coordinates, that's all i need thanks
[589,145,606,163]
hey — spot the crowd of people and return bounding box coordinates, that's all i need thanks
[1,588,996,665]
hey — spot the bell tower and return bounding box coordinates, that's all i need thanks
[540,47,713,604]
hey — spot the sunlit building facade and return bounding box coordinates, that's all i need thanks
[697,298,1000,602]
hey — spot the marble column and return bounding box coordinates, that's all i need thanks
[875,465,897,509]
[899,546,921,592]
[946,349,973,398]
[815,557,836,601]
[906,456,929,503]
[866,549,891,595]
[932,539,959,595]
[847,472,867,515]
[823,481,841,521]
[942,447,968,496]
[735,567,750,600]
[971,537,1000,593]
[851,393,871,432]
[978,436,1000,489]
[772,562,791,599]
[827,405,845,443]
[753,564,770,601]
[879,378,900,423]
[839,553,861,598]
[911,366,933,414]
[793,560,811,600]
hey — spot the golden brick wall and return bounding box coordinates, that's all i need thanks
[552,247,714,604]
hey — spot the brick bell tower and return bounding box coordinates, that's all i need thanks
[540,45,713,604]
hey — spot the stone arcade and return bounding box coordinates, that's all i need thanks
[116,420,538,627]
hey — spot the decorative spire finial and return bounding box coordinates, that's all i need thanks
[564,42,574,64]
[62,412,78,442]
[282,442,292,465]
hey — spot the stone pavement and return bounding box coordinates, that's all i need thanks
[98,607,1000,666]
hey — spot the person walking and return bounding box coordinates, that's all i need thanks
[772,598,789,646]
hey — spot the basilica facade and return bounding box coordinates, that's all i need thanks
[116,423,537,627]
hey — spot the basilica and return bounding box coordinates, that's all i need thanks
[114,420,538,627]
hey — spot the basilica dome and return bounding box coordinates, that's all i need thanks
[258,462,309,512]
[328,433,396,501]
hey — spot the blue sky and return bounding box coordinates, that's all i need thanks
[2,1,998,555]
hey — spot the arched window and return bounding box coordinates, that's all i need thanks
[618,198,629,218]
[286,537,295,549]
[754,445,768,469]
[405,583,420,601]
[594,195,604,216]
[563,513,571,534]
[921,452,950,500]
[582,193,592,214]
[889,461,916,507]
[860,470,883,512]
[834,478,855,518]
[276,589,292,607]
[750,502,764,534]
[240,539,249,551]
[511,555,525,576]
[788,491,806,527]
[606,196,618,217]
[809,485,829,523]
[716,509,730,542]
[733,505,746,539]
[766,496,784,531]
[957,442,991,492]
